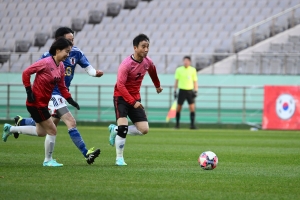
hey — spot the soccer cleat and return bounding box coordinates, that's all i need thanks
[190,125,197,130]
[2,123,12,142]
[108,124,117,146]
[43,159,63,167]
[13,115,23,139]
[115,157,127,166]
[86,147,101,165]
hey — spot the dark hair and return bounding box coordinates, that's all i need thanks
[49,38,73,55]
[133,34,150,47]
[55,27,74,39]
[183,56,191,61]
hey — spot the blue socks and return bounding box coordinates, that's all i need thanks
[68,127,88,157]
[20,118,36,126]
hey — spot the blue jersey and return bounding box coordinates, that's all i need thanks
[41,46,90,96]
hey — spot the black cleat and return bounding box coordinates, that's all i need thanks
[190,125,197,130]
[13,115,23,139]
[86,148,101,165]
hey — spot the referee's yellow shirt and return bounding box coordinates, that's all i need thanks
[175,66,198,90]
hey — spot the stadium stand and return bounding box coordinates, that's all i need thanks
[0,0,299,74]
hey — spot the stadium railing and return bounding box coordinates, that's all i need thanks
[0,84,263,125]
[1,52,300,75]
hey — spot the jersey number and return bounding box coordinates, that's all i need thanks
[65,67,72,76]
[135,73,141,81]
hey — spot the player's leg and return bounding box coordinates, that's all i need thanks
[187,90,197,129]
[175,89,186,129]
[14,115,36,126]
[127,105,149,136]
[51,94,100,164]
[111,97,129,166]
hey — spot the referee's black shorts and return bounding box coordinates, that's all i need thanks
[113,96,148,123]
[177,89,195,105]
[26,106,51,123]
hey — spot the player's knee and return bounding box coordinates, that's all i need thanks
[117,125,128,138]
[139,127,149,135]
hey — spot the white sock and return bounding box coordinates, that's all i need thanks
[44,134,56,162]
[128,125,143,136]
[115,135,126,159]
[10,126,38,136]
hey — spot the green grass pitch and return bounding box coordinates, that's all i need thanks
[1,125,300,200]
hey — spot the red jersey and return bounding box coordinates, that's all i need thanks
[114,55,161,105]
[22,56,71,107]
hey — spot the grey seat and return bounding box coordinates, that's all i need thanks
[269,43,282,52]
[34,33,49,47]
[72,18,86,31]
[15,40,32,52]
[288,35,300,43]
[107,3,122,17]
[88,10,104,24]
[0,48,10,64]
[195,56,212,71]
[124,0,139,9]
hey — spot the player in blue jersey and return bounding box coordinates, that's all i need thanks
[13,27,103,164]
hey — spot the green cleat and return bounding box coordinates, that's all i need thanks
[115,157,127,166]
[43,159,63,167]
[2,123,12,142]
[86,147,101,165]
[108,124,117,146]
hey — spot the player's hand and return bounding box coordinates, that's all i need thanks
[193,91,198,98]
[133,101,144,109]
[25,86,35,103]
[95,70,103,77]
[156,87,163,94]
[67,98,80,110]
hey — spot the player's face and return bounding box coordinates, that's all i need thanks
[135,40,149,58]
[56,46,72,62]
[64,33,74,46]
[183,58,191,67]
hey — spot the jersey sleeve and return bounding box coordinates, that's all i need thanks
[76,50,90,68]
[22,60,44,87]
[57,64,71,99]
[148,60,160,88]
[175,68,180,80]
[117,63,136,105]
[39,52,51,61]
[192,68,198,81]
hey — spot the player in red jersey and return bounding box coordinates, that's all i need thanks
[2,38,79,167]
[108,34,163,166]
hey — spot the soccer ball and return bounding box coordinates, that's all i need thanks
[198,151,218,170]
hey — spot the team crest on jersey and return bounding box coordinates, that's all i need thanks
[276,94,296,120]
[69,57,76,65]
[144,64,149,70]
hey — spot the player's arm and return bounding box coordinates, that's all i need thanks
[57,65,80,110]
[117,64,136,105]
[22,61,43,102]
[174,68,179,98]
[78,51,103,77]
[148,63,163,94]
[193,68,198,97]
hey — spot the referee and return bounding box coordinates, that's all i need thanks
[174,56,198,129]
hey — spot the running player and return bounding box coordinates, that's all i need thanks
[174,56,198,129]
[12,27,102,164]
[2,38,76,166]
[108,34,163,166]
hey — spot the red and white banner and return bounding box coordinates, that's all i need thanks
[263,85,300,130]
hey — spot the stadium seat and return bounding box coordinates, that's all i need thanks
[107,3,122,17]
[0,48,10,64]
[15,40,32,52]
[72,18,86,31]
[34,33,49,47]
[124,0,139,9]
[88,10,104,25]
